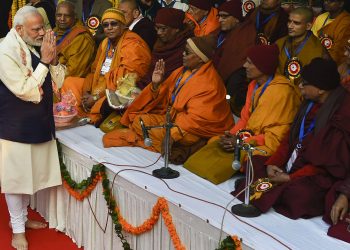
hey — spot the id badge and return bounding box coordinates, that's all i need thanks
[100,57,112,75]
[286,148,298,173]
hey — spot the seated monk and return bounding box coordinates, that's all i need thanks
[338,38,350,91]
[212,0,256,116]
[184,44,301,185]
[103,36,234,163]
[311,0,350,65]
[137,7,193,89]
[245,0,289,45]
[61,8,151,123]
[233,58,350,220]
[54,1,95,77]
[276,7,328,86]
[186,0,219,37]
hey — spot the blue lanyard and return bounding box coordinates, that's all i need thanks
[251,75,273,112]
[256,10,276,31]
[284,32,311,60]
[171,68,196,104]
[217,32,225,48]
[298,101,316,143]
[199,15,208,25]
[56,28,71,46]
[105,40,115,59]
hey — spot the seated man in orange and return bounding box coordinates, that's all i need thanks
[103,36,234,160]
[311,0,350,65]
[54,1,95,77]
[62,8,151,123]
[186,0,219,36]
[184,44,301,184]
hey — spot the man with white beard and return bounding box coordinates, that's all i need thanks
[0,6,65,250]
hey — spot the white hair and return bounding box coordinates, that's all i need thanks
[13,6,41,27]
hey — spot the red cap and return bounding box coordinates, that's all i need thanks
[218,0,244,22]
[189,0,212,11]
[155,8,185,29]
[246,44,279,75]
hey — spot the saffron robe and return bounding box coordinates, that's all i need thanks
[55,24,96,77]
[183,75,301,184]
[186,8,220,37]
[62,31,151,122]
[276,33,326,86]
[103,62,234,152]
[234,87,350,219]
[313,11,350,65]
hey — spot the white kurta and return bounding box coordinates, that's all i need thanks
[0,29,66,194]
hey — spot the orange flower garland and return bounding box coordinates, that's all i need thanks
[116,197,186,250]
[231,236,242,250]
[60,160,241,250]
[62,174,102,201]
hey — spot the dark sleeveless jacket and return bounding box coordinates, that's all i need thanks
[0,51,55,143]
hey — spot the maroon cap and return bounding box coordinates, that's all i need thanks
[155,8,185,29]
[246,44,279,75]
[189,0,212,11]
[218,0,244,22]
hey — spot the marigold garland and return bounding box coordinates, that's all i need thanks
[58,143,241,250]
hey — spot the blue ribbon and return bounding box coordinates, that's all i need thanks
[283,31,311,60]
[56,28,71,46]
[256,10,276,31]
[171,68,196,104]
[298,101,316,144]
[251,75,274,112]
[217,32,225,48]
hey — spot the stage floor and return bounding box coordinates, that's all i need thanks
[32,125,349,250]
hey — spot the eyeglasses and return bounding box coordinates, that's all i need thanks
[102,21,120,28]
[217,14,231,19]
[155,26,169,33]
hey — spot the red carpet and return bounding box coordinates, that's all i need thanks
[0,194,82,250]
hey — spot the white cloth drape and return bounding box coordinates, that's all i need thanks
[31,126,349,250]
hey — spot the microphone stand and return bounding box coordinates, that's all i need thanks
[231,144,266,217]
[140,107,180,179]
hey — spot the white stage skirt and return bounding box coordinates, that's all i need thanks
[31,125,349,250]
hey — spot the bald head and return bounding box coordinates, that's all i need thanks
[56,1,76,16]
[56,1,76,30]
[120,0,138,9]
[119,0,141,26]
[290,6,314,24]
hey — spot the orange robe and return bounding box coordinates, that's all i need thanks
[103,62,234,152]
[62,31,151,122]
[186,8,219,37]
[54,24,95,77]
[315,11,350,65]
[230,75,301,156]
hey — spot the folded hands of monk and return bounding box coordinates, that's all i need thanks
[219,131,237,152]
[267,165,290,185]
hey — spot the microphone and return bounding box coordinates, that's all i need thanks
[139,117,152,147]
[232,138,241,171]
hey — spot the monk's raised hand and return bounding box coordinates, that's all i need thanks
[152,59,165,89]
[40,29,56,64]
[330,194,348,225]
